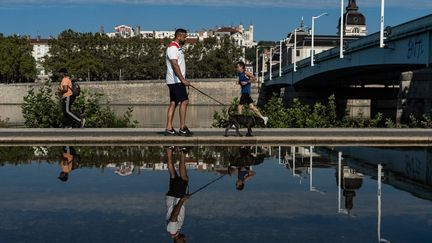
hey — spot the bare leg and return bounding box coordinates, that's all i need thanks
[179,150,188,181]
[249,104,264,119]
[237,104,244,114]
[179,100,189,129]
[166,148,176,179]
[166,102,177,130]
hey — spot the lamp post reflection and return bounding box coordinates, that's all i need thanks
[377,164,391,243]
[338,152,345,214]
[309,146,325,195]
[292,146,302,183]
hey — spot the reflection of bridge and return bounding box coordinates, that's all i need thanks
[261,15,432,120]
[337,147,432,201]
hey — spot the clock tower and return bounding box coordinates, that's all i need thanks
[337,0,367,37]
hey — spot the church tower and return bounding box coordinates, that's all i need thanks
[337,0,367,37]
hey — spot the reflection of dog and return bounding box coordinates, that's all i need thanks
[224,115,265,137]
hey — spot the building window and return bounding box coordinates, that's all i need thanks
[353,28,360,33]
[296,50,300,57]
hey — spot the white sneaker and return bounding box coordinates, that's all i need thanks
[263,117,269,126]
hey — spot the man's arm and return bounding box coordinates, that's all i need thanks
[166,148,177,179]
[59,78,69,93]
[245,71,258,82]
[243,171,257,182]
[169,196,188,222]
[169,59,190,86]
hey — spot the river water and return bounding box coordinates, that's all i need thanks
[0,104,223,128]
[0,145,431,243]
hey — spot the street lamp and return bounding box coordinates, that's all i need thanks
[293,28,302,72]
[279,40,283,77]
[311,13,328,67]
[380,0,386,48]
[255,46,260,78]
[269,47,273,80]
[340,0,344,58]
[261,51,265,84]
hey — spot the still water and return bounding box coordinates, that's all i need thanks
[0,105,222,128]
[0,146,431,243]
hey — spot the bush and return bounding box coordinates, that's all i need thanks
[0,116,9,128]
[213,94,390,128]
[264,96,290,128]
[212,97,239,128]
[22,83,138,128]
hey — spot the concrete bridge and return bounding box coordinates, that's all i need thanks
[266,14,432,88]
[261,14,432,121]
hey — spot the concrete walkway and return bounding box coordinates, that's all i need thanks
[1,128,432,146]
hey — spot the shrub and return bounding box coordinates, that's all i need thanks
[0,116,9,128]
[212,97,239,128]
[21,83,138,128]
[213,94,389,128]
[264,96,290,128]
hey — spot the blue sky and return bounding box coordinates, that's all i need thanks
[0,0,431,40]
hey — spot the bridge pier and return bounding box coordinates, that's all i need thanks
[279,86,398,121]
[397,68,432,124]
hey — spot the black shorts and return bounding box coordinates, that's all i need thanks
[166,175,189,198]
[239,93,254,105]
[168,83,189,103]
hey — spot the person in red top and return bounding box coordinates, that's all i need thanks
[164,29,193,137]
[58,68,85,128]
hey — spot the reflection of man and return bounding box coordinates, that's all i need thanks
[58,146,79,182]
[229,147,257,191]
[165,147,189,242]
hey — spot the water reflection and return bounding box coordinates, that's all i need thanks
[0,146,431,243]
[165,147,189,242]
[58,146,81,182]
[228,147,264,191]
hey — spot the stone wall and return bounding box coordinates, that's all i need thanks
[0,79,239,105]
[397,68,432,123]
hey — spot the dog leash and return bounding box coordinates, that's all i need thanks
[189,84,228,107]
[187,174,226,197]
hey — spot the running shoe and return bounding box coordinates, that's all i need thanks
[179,147,190,153]
[263,117,269,126]
[164,128,178,136]
[178,126,193,137]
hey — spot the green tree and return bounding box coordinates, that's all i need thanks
[43,30,243,81]
[0,35,36,83]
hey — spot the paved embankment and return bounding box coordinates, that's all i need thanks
[1,128,432,146]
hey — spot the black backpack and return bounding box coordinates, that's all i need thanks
[70,80,81,97]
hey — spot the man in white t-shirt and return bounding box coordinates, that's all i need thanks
[165,147,189,243]
[165,29,193,137]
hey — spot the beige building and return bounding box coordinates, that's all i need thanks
[30,37,50,80]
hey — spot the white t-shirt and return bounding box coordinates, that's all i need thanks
[166,41,186,85]
[166,195,185,237]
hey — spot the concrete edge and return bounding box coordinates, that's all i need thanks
[0,136,430,147]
